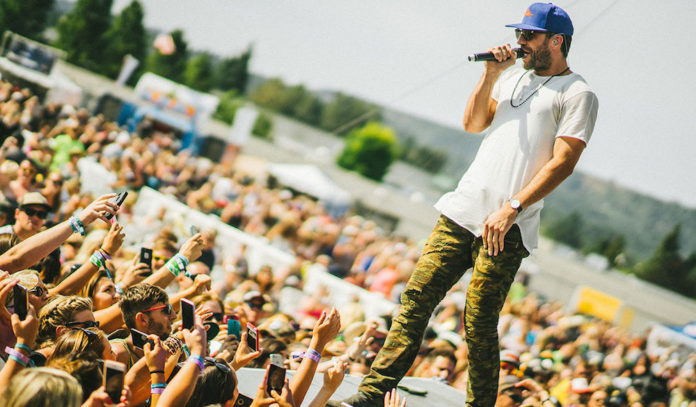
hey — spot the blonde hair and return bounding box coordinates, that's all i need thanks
[36,295,93,348]
[0,367,83,407]
[48,327,106,363]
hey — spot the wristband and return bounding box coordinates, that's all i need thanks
[69,216,86,236]
[14,343,31,353]
[5,347,29,366]
[115,283,124,296]
[151,383,167,389]
[188,354,205,372]
[305,348,321,363]
[151,387,165,395]
[149,370,165,375]
[181,344,191,358]
[99,247,112,258]
[90,250,113,280]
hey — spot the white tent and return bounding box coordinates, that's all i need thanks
[267,163,351,208]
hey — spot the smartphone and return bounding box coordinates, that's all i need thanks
[226,316,241,339]
[266,363,286,395]
[181,299,195,330]
[131,328,155,349]
[103,360,126,403]
[247,322,259,352]
[270,353,283,367]
[190,225,199,236]
[105,191,128,220]
[139,247,153,276]
[235,393,253,407]
[13,284,28,320]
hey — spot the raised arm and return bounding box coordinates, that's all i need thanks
[0,195,118,273]
[463,44,517,133]
[50,222,124,296]
[289,308,341,406]
[142,234,204,289]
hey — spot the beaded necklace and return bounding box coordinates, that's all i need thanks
[510,67,570,108]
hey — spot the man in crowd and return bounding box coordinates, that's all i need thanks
[112,283,177,368]
[330,3,598,406]
[0,192,50,239]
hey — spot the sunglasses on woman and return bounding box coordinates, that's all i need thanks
[65,320,100,328]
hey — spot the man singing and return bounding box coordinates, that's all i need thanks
[329,3,598,407]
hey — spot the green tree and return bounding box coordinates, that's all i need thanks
[542,211,584,248]
[336,121,398,181]
[55,0,113,73]
[145,29,189,83]
[213,90,244,124]
[184,52,215,92]
[249,78,288,111]
[252,112,273,139]
[0,0,54,39]
[102,0,146,78]
[215,47,252,92]
[321,93,380,135]
[634,225,695,296]
[584,234,626,268]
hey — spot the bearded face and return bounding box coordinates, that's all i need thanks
[523,36,552,71]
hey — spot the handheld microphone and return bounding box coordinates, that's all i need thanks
[467,48,526,62]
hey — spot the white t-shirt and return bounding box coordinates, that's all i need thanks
[435,66,598,252]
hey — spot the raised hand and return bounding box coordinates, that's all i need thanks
[182,314,207,357]
[384,388,407,407]
[77,194,119,226]
[144,336,167,373]
[312,308,341,349]
[179,233,204,263]
[117,256,150,289]
[323,358,347,392]
[12,303,38,348]
[232,331,262,370]
[101,222,125,256]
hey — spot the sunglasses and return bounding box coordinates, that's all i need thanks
[515,29,544,41]
[28,285,46,297]
[204,357,231,374]
[143,303,173,315]
[65,320,100,328]
[22,208,47,219]
[73,327,99,339]
[153,255,170,263]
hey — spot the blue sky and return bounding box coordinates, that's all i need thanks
[114,0,696,208]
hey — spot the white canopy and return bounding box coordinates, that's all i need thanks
[267,163,351,207]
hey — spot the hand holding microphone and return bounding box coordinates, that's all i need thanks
[468,47,526,62]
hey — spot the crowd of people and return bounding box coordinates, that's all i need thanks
[0,77,693,407]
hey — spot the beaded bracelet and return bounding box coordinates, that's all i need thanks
[188,354,205,373]
[14,343,31,353]
[90,250,113,280]
[165,253,190,278]
[305,348,321,363]
[69,216,85,236]
[5,347,29,367]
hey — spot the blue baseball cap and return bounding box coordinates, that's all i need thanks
[505,3,574,36]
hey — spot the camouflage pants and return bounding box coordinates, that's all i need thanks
[359,215,529,407]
